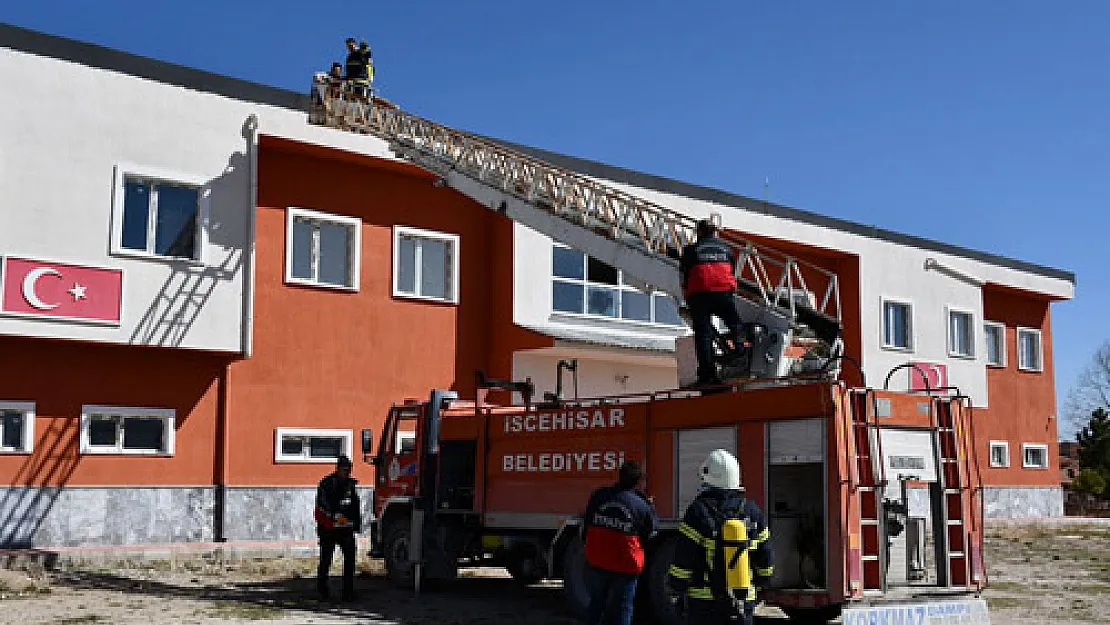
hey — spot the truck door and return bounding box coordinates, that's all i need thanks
[375,405,423,512]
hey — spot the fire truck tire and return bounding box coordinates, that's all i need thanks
[645,535,683,625]
[560,537,590,618]
[781,605,841,623]
[505,545,544,585]
[383,521,417,589]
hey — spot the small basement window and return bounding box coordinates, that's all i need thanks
[1022,443,1049,469]
[989,441,1009,468]
[275,428,353,463]
[0,401,35,453]
[80,405,175,455]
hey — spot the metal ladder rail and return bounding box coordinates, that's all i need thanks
[310,90,842,337]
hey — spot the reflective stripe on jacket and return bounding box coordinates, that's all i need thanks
[667,488,773,602]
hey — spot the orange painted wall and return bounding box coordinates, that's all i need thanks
[225,137,534,486]
[0,335,225,487]
[978,285,1059,487]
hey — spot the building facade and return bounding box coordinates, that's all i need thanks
[0,23,1074,547]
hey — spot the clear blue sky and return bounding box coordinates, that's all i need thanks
[3,2,1106,430]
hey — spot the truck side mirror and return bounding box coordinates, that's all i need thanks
[361,429,374,456]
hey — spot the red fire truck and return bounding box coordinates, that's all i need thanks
[362,373,987,623]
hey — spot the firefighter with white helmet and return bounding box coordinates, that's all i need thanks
[668,449,773,624]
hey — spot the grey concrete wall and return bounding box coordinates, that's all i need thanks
[0,487,214,548]
[222,487,376,542]
[983,486,1064,518]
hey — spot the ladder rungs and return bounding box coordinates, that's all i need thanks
[944,488,961,494]
[949,552,965,558]
[861,555,880,562]
[946,519,964,526]
[861,519,880,525]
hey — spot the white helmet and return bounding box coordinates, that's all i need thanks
[700,449,743,491]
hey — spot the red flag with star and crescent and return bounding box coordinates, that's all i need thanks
[1,257,123,325]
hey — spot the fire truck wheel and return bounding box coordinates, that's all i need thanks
[645,535,683,625]
[505,545,544,585]
[560,537,590,618]
[383,522,417,589]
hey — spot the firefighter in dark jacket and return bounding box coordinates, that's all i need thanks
[315,455,362,601]
[668,449,773,625]
[344,37,374,98]
[680,219,746,385]
[582,461,659,625]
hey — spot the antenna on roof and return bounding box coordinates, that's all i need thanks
[764,176,770,202]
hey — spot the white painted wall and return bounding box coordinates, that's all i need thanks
[513,350,677,400]
[0,47,394,353]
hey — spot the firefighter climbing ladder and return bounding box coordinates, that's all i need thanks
[308,85,845,368]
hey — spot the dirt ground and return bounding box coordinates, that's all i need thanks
[1,520,1107,624]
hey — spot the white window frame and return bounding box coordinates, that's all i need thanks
[396,430,417,455]
[79,405,175,456]
[0,401,35,454]
[550,243,684,327]
[392,225,460,304]
[984,321,1006,368]
[946,306,976,359]
[1021,443,1049,469]
[988,440,1009,468]
[284,207,362,291]
[1017,327,1043,372]
[112,163,209,264]
[275,427,354,463]
[880,296,915,352]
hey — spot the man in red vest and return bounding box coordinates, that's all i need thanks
[680,219,746,385]
[582,461,659,625]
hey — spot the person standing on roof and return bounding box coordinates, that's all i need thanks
[315,455,363,601]
[668,449,773,625]
[344,37,374,98]
[680,219,746,385]
[581,460,659,625]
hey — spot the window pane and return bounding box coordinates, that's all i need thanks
[985,325,1002,365]
[122,417,165,452]
[884,302,909,349]
[281,436,305,457]
[89,415,119,447]
[990,446,1005,466]
[553,281,584,313]
[950,312,972,356]
[318,221,352,286]
[419,237,449,300]
[290,217,314,280]
[1020,332,1041,369]
[309,437,343,459]
[587,286,618,317]
[121,180,151,251]
[654,294,683,326]
[1,411,23,449]
[553,247,584,280]
[586,257,619,286]
[153,184,199,259]
[621,290,651,322]
[397,235,417,294]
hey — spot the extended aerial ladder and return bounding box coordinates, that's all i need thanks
[308,81,845,380]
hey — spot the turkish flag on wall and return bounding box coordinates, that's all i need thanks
[909,362,948,392]
[1,257,123,325]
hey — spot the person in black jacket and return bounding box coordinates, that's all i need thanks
[668,450,772,625]
[344,37,374,98]
[315,455,362,600]
[581,461,659,625]
[679,219,746,385]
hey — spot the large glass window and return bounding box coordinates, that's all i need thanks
[881,299,913,350]
[948,309,975,358]
[552,245,682,326]
[80,406,175,455]
[394,226,459,303]
[286,207,361,290]
[117,174,201,261]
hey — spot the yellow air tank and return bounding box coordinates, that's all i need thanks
[722,518,751,591]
